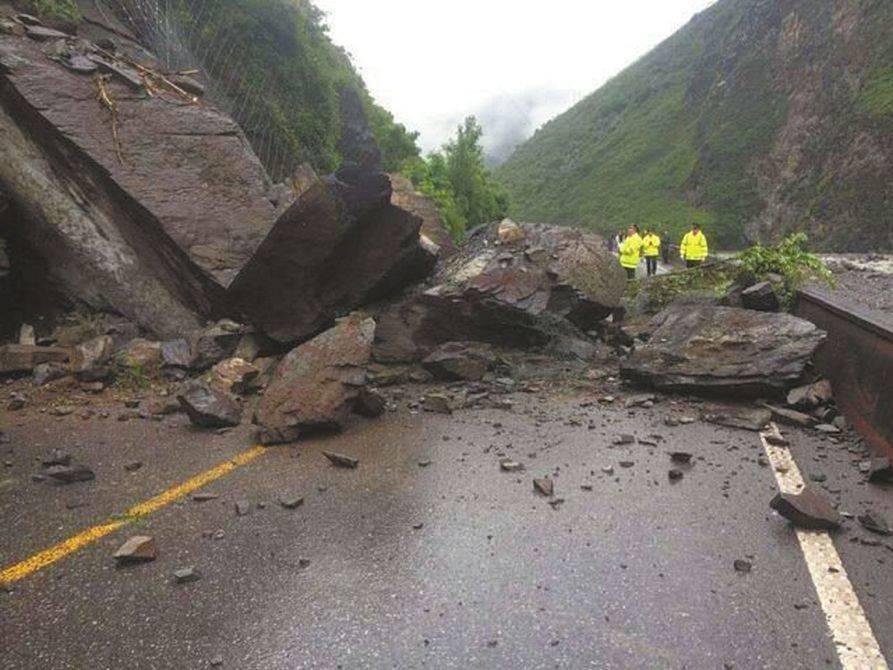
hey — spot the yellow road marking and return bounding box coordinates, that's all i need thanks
[761,424,888,669]
[0,446,266,586]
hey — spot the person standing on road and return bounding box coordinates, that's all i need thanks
[680,223,708,268]
[661,228,671,264]
[619,225,643,280]
[642,229,661,277]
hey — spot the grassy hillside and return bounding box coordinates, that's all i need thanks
[497,0,893,251]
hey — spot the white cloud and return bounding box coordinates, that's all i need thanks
[315,0,717,156]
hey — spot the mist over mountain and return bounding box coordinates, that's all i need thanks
[496,0,893,251]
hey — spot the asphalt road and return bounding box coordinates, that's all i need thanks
[2,388,891,669]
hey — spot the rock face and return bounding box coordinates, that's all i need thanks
[621,305,825,396]
[373,222,625,362]
[254,314,375,444]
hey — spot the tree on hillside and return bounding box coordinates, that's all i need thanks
[405,116,509,241]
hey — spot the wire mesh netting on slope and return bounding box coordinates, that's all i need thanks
[95,0,344,182]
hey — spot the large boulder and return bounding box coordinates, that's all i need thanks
[620,305,825,395]
[0,28,275,337]
[227,173,435,345]
[372,222,626,362]
[254,314,375,444]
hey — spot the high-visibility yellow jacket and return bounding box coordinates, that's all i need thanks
[619,233,643,269]
[680,231,708,261]
[642,234,661,258]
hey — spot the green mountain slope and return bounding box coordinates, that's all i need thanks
[497,0,893,251]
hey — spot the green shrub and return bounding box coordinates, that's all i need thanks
[737,233,834,306]
[22,0,80,22]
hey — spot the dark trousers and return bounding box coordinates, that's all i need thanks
[686,259,703,269]
[625,267,636,280]
[662,248,670,264]
[646,257,658,276]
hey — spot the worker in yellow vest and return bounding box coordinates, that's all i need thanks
[641,229,661,276]
[619,225,643,280]
[680,223,709,268]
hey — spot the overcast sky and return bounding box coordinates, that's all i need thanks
[315,0,717,162]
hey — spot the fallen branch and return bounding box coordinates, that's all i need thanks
[94,74,125,165]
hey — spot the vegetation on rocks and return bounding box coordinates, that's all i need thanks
[19,0,80,22]
[628,234,833,312]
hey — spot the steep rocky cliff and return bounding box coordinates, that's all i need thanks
[497,0,893,251]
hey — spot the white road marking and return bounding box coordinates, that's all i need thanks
[761,424,889,670]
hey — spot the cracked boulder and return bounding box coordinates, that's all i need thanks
[621,305,825,396]
[0,30,275,337]
[254,314,375,444]
[373,222,625,362]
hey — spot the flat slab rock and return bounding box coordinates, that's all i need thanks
[254,314,375,444]
[770,487,842,530]
[621,305,825,395]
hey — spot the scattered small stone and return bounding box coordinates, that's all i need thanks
[619,461,635,469]
[113,536,156,564]
[42,448,72,467]
[235,500,251,517]
[44,463,95,484]
[533,478,554,497]
[412,522,424,530]
[548,497,566,509]
[614,434,636,445]
[764,432,789,447]
[670,452,692,464]
[209,655,224,667]
[417,460,432,468]
[815,423,840,434]
[500,459,523,472]
[124,461,143,473]
[733,559,752,573]
[192,493,219,502]
[858,512,892,536]
[298,558,311,569]
[867,457,893,484]
[422,393,453,415]
[668,469,684,482]
[809,472,827,483]
[679,416,696,425]
[580,484,593,491]
[279,496,304,510]
[601,465,614,475]
[7,393,26,411]
[323,451,359,469]
[173,567,201,584]
[49,405,75,417]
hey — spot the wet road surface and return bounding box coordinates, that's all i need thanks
[2,389,892,669]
